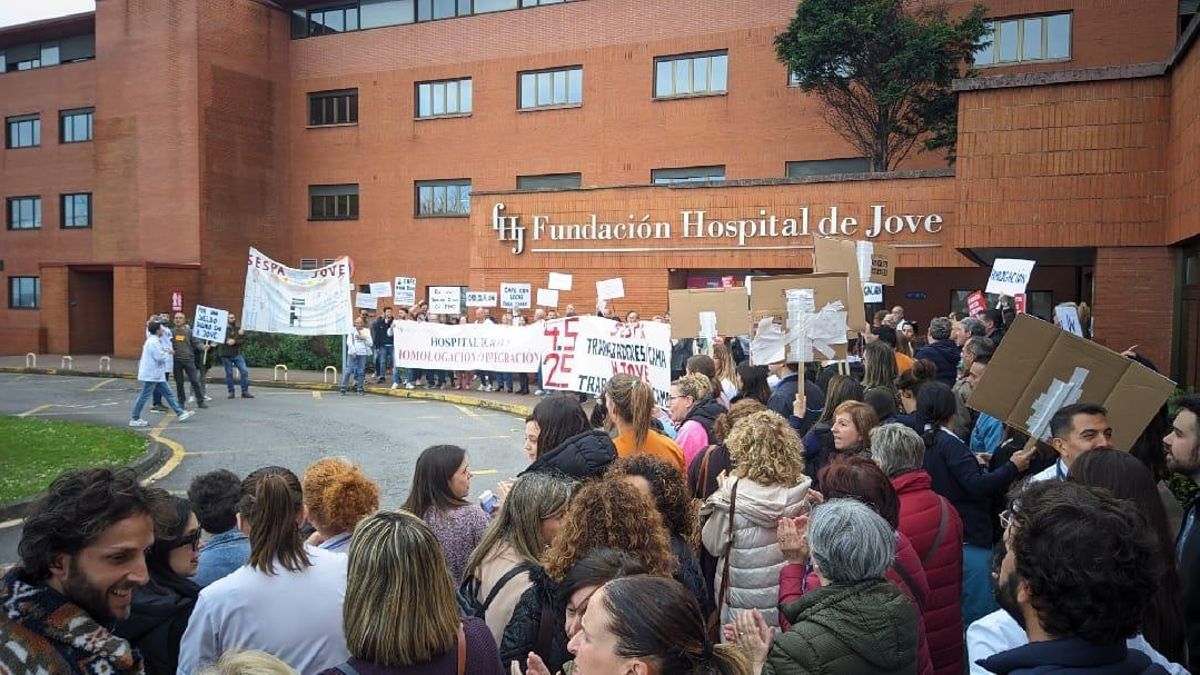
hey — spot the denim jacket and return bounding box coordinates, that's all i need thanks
[191,529,251,588]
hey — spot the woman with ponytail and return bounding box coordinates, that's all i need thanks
[302,458,381,553]
[605,373,685,472]
[178,466,350,674]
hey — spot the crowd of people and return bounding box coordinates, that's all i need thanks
[4,303,1200,675]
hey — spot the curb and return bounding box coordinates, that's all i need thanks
[0,436,170,522]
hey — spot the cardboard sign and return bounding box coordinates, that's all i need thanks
[596,278,625,301]
[668,288,750,339]
[394,277,417,306]
[192,305,229,344]
[967,314,1174,451]
[501,283,532,309]
[747,272,854,361]
[967,290,988,317]
[856,240,897,285]
[536,288,560,308]
[863,283,884,304]
[548,272,573,291]
[355,292,377,310]
[369,281,392,297]
[465,291,498,308]
[986,258,1036,296]
[540,316,672,407]
[1054,304,1083,336]
[429,286,462,315]
[171,291,184,313]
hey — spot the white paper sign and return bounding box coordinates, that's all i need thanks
[465,291,498,308]
[429,286,463,315]
[393,321,544,373]
[986,258,1036,296]
[394,277,417,306]
[192,305,229,344]
[596,278,625,301]
[242,248,354,335]
[548,272,573,291]
[698,311,718,339]
[863,283,884,304]
[855,241,874,284]
[501,283,532,309]
[541,316,672,407]
[536,288,559,308]
[1055,305,1083,336]
[369,281,392,297]
[355,292,378,310]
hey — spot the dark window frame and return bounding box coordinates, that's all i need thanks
[651,166,726,185]
[785,158,871,178]
[517,65,583,110]
[6,196,42,230]
[414,179,472,217]
[60,193,92,229]
[5,114,40,149]
[516,172,582,190]
[415,77,473,119]
[59,107,94,143]
[8,276,40,309]
[308,184,360,221]
[653,50,730,100]
[308,89,359,126]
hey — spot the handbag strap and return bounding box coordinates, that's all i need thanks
[715,479,739,616]
[696,445,716,497]
[891,558,927,611]
[921,496,950,567]
[456,623,467,675]
[480,563,535,613]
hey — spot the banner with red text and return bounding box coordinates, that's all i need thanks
[540,316,671,407]
[242,247,354,335]
[391,320,544,373]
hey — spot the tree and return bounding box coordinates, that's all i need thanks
[776,0,988,171]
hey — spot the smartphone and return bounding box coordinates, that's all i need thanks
[479,490,498,514]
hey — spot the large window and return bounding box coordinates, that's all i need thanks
[517,173,581,190]
[309,184,360,220]
[416,78,472,118]
[309,89,359,126]
[786,158,870,177]
[418,0,471,20]
[975,13,1070,66]
[8,277,39,309]
[60,108,93,143]
[651,166,725,185]
[61,193,91,228]
[655,51,729,99]
[302,4,360,36]
[416,179,471,216]
[292,0,579,36]
[300,258,320,270]
[7,197,41,230]
[950,290,1054,321]
[519,66,582,110]
[6,114,40,148]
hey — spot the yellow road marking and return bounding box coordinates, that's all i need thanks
[87,378,117,392]
[16,404,51,417]
[144,415,185,484]
[312,390,322,399]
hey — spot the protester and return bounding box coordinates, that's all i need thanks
[172,311,209,408]
[863,340,902,407]
[219,313,253,399]
[896,359,938,420]
[461,472,574,644]
[402,445,489,585]
[965,352,1004,456]
[952,336,994,435]
[731,363,771,406]
[522,393,617,479]
[568,575,751,675]
[668,373,724,466]
[701,409,813,629]
[975,481,1167,674]
[150,313,174,412]
[0,468,172,674]
[187,469,251,588]
[914,317,959,386]
[178,466,350,674]
[604,373,685,472]
[1025,402,1114,484]
[803,392,875,489]
[951,316,985,347]
[688,399,767,502]
[301,458,381,553]
[766,362,824,428]
[320,510,503,675]
[733,499,918,674]
[131,320,193,427]
[114,496,201,675]
[799,376,863,483]
[199,650,298,675]
[686,353,728,408]
[712,342,740,401]
[340,316,374,395]
[979,308,1006,345]
[1164,395,1200,672]
[871,324,915,374]
[872,423,966,675]
[865,386,901,425]
[370,306,394,384]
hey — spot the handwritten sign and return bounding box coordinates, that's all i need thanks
[192,305,229,344]
[548,272,573,291]
[986,258,1036,296]
[355,292,377,310]
[394,277,416,306]
[501,283,532,310]
[596,277,625,301]
[429,286,463,315]
[465,291,498,308]
[967,290,988,317]
[863,283,884,304]
[369,281,392,297]
[1055,304,1083,336]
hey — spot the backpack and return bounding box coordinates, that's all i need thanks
[457,563,536,619]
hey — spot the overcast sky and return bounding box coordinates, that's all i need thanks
[0,0,95,28]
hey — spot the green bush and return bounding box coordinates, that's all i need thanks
[241,333,342,371]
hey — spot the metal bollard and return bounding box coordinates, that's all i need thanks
[323,366,337,384]
[24,353,36,368]
[60,356,73,370]
[98,356,111,373]
[273,364,289,382]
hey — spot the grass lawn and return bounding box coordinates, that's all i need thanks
[0,416,148,505]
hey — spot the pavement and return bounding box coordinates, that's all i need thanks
[0,368,535,567]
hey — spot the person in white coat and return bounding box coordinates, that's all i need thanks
[702,409,814,629]
[340,316,374,395]
[131,320,192,426]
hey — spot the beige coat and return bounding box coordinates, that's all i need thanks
[476,542,537,645]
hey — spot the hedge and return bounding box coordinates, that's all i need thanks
[240,333,343,371]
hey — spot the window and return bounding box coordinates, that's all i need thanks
[300,258,319,270]
[7,197,41,230]
[786,158,870,177]
[416,179,471,216]
[60,108,93,143]
[519,66,582,110]
[308,89,358,126]
[304,4,359,36]
[292,0,578,36]
[655,51,728,98]
[8,277,39,309]
[521,0,569,5]
[322,258,337,266]
[309,184,359,220]
[417,0,472,20]
[517,173,582,190]
[975,13,1070,66]
[416,78,472,118]
[61,193,91,228]
[6,114,40,148]
[1,36,94,70]
[475,0,518,11]
[651,166,725,185]
[950,290,1054,321]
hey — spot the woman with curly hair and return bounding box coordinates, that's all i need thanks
[688,399,768,503]
[701,410,813,629]
[500,477,674,673]
[607,455,712,618]
[301,458,380,553]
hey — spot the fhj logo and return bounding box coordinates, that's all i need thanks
[492,203,528,255]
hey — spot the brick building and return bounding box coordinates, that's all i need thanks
[1,0,1197,387]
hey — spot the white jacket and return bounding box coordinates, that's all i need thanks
[137,334,170,382]
[346,328,373,357]
[701,475,812,629]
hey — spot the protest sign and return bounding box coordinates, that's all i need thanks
[394,277,417,306]
[967,314,1174,451]
[855,240,897,285]
[501,283,532,309]
[986,258,1036,296]
[465,291,498,308]
[192,305,228,344]
[667,288,749,339]
[863,283,884,304]
[536,288,559,308]
[967,290,988,317]
[813,237,867,321]
[355,292,377,310]
[429,286,463,315]
[1014,293,1027,314]
[721,276,735,289]
[748,273,853,362]
[242,248,353,335]
[596,278,625,301]
[1054,304,1083,336]
[392,320,543,373]
[369,281,392,297]
[548,272,573,291]
[540,316,672,407]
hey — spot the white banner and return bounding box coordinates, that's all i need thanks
[429,286,463,315]
[986,258,1036,296]
[466,291,498,308]
[192,305,229,344]
[394,277,417,306]
[501,283,532,309]
[242,248,353,335]
[541,316,671,407]
[392,320,544,373]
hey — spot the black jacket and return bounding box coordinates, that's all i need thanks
[671,339,694,379]
[923,428,1018,547]
[914,339,960,386]
[114,576,198,675]
[684,397,724,445]
[768,373,825,422]
[501,568,570,674]
[371,316,393,346]
[978,637,1168,674]
[521,430,617,481]
[670,534,714,619]
[1179,496,1200,673]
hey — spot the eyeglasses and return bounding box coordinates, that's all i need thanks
[174,529,202,551]
[667,395,688,401]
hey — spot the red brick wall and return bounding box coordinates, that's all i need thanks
[1167,38,1200,245]
[1091,246,1173,369]
[113,265,150,359]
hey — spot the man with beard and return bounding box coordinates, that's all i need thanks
[968,481,1177,674]
[1165,395,1200,673]
[0,467,172,674]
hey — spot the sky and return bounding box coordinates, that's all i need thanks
[0,0,95,28]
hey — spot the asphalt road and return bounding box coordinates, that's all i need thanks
[0,373,528,566]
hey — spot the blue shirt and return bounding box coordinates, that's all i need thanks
[970,413,1004,455]
[191,529,251,588]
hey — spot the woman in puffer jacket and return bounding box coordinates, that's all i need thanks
[701,409,814,630]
